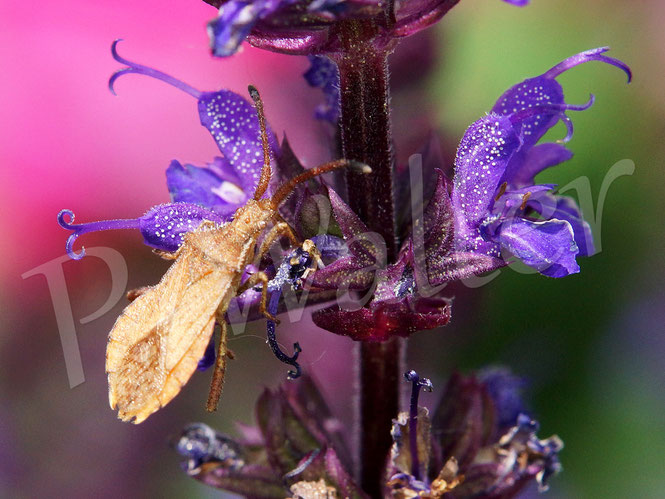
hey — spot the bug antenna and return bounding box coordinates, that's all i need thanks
[249,85,272,200]
[271,159,371,207]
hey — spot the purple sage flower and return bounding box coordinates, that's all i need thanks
[59,40,281,257]
[309,171,503,341]
[452,48,631,277]
[57,203,223,260]
[109,39,280,212]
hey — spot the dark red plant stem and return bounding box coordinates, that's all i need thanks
[358,340,402,495]
[330,21,402,497]
[331,21,397,258]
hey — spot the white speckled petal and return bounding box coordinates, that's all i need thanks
[198,90,279,195]
[452,114,521,234]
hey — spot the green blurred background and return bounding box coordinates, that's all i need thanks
[418,1,665,497]
[3,0,663,497]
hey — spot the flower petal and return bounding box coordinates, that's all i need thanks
[208,1,270,57]
[477,367,529,430]
[176,423,245,472]
[497,218,580,277]
[196,337,217,371]
[452,114,521,235]
[492,48,630,148]
[139,203,224,253]
[58,203,223,259]
[198,89,279,196]
[503,142,573,188]
[529,194,595,257]
[109,43,277,196]
[166,159,249,218]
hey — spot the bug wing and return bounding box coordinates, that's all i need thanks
[106,245,233,424]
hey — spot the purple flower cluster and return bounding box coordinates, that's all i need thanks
[59,44,630,339]
[388,369,562,498]
[452,48,631,277]
[59,40,277,260]
[57,0,633,495]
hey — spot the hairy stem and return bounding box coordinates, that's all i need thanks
[331,20,402,497]
[332,21,397,258]
[358,340,402,495]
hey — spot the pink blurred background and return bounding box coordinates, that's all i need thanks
[1,1,344,496]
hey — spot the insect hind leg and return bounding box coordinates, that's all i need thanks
[206,321,229,413]
[237,271,276,323]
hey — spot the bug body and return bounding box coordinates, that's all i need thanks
[107,201,269,423]
[105,87,368,423]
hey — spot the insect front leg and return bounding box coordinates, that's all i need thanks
[301,239,324,272]
[152,249,179,260]
[237,271,277,323]
[126,286,152,302]
[206,320,229,413]
[254,222,300,267]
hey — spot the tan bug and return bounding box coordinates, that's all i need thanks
[106,86,369,423]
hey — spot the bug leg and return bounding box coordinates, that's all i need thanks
[254,222,300,267]
[206,321,229,413]
[238,271,278,323]
[126,286,151,302]
[301,239,324,271]
[152,249,178,260]
[272,214,302,246]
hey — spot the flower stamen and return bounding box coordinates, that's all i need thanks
[542,47,632,83]
[494,181,508,202]
[520,191,532,211]
[58,209,140,260]
[109,39,202,99]
[404,370,433,480]
[266,290,303,380]
[263,244,320,379]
